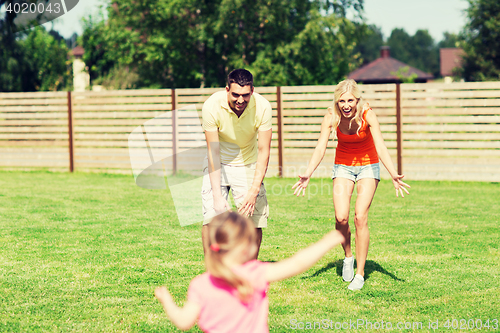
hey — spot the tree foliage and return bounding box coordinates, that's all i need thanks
[387,28,439,77]
[0,26,71,92]
[80,14,116,84]
[80,0,366,88]
[460,0,500,81]
[437,32,460,49]
[22,27,72,91]
[0,0,72,92]
[391,66,418,83]
[355,27,468,79]
[353,24,384,65]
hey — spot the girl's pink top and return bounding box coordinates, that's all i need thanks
[188,260,269,333]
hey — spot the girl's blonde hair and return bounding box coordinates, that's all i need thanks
[328,79,365,134]
[206,212,257,302]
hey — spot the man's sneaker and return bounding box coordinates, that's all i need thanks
[342,256,354,282]
[348,274,364,290]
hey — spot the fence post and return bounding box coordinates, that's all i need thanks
[276,86,284,177]
[67,91,74,172]
[396,83,402,175]
[171,89,178,175]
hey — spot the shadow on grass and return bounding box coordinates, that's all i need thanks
[301,259,404,282]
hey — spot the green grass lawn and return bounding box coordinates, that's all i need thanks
[0,171,499,332]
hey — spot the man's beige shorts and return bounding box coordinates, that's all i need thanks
[201,161,269,228]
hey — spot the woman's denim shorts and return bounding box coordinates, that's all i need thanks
[331,163,380,182]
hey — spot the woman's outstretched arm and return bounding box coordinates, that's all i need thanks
[365,109,410,197]
[292,112,333,196]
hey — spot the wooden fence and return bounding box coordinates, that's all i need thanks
[400,82,500,181]
[1,82,500,181]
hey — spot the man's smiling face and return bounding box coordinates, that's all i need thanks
[226,83,253,113]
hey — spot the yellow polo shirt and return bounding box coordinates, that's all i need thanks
[202,91,272,166]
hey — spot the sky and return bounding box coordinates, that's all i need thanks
[362,0,469,41]
[42,0,108,37]
[45,0,469,42]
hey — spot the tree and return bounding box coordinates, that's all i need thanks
[79,13,116,84]
[0,26,71,92]
[459,0,500,81]
[387,28,413,64]
[353,24,384,65]
[391,66,418,83]
[387,28,439,77]
[80,0,366,88]
[84,1,206,88]
[0,28,25,91]
[21,26,71,91]
[437,32,460,49]
[411,29,439,77]
[1,0,26,91]
[248,8,366,86]
[354,27,462,79]
[1,0,70,92]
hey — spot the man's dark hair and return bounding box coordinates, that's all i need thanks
[227,69,253,88]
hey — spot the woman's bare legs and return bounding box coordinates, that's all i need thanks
[333,177,378,289]
[332,178,355,257]
[353,178,379,277]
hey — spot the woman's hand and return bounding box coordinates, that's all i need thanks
[392,174,410,198]
[292,174,311,197]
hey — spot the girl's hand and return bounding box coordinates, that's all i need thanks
[155,286,174,305]
[392,174,410,198]
[154,286,201,330]
[292,174,311,197]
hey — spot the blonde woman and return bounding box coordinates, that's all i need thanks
[292,79,410,290]
[155,211,344,332]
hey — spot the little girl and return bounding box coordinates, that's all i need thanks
[155,211,344,332]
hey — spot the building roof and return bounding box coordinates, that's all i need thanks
[348,47,433,84]
[70,46,85,58]
[440,48,464,77]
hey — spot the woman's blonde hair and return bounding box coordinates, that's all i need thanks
[206,212,257,302]
[328,79,365,134]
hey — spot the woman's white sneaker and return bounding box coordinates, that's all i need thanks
[348,274,365,290]
[342,256,354,282]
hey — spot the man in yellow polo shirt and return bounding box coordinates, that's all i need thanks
[201,69,272,258]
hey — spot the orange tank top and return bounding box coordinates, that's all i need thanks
[334,108,379,166]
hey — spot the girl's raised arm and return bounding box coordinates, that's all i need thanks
[155,287,200,331]
[265,230,344,283]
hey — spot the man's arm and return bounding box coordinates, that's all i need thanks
[205,131,231,213]
[238,129,272,216]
